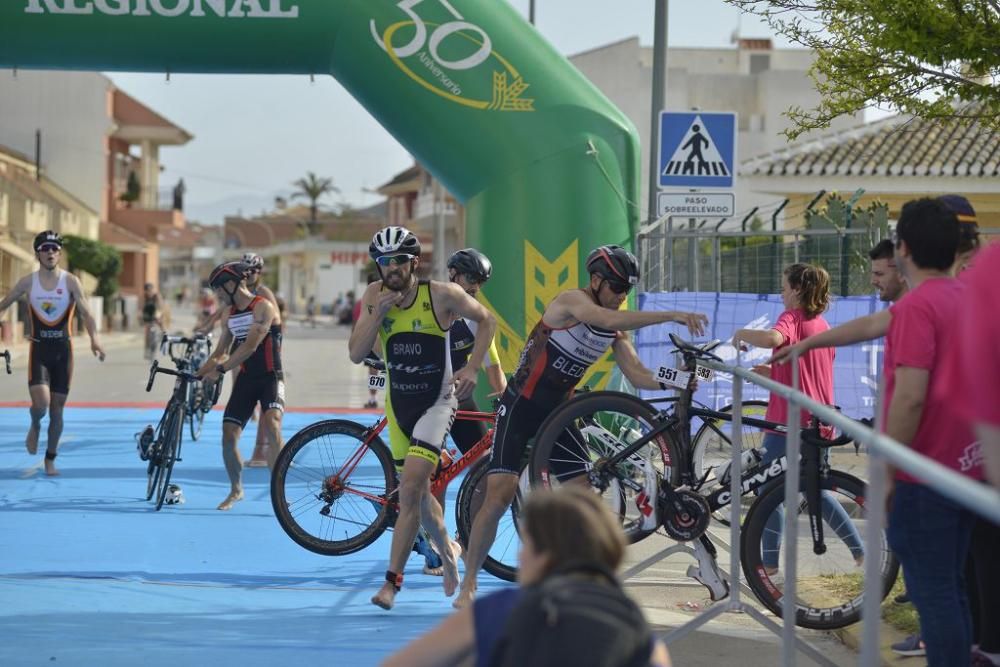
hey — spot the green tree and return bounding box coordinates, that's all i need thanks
[725,1,1000,138]
[291,172,340,236]
[61,235,122,300]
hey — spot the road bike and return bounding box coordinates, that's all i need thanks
[137,360,199,511]
[160,333,221,440]
[270,358,523,581]
[528,333,899,630]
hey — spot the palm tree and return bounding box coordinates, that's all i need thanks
[291,172,339,236]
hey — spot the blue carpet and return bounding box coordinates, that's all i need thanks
[0,408,511,667]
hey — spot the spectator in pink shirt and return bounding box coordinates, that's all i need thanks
[732,263,863,575]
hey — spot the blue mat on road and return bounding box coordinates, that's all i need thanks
[0,408,509,667]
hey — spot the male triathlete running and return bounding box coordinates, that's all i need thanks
[240,252,284,467]
[0,231,105,476]
[197,261,284,510]
[348,226,497,610]
[455,245,709,608]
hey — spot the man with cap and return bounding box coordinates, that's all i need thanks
[0,230,106,475]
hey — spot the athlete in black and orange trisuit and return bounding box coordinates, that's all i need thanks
[454,245,709,609]
[197,261,283,511]
[0,231,105,476]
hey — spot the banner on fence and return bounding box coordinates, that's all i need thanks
[636,292,886,420]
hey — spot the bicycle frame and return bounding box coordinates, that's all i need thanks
[330,409,496,509]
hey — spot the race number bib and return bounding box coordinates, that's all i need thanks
[695,365,715,382]
[368,372,387,392]
[657,366,692,390]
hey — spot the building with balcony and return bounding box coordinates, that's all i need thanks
[0,69,193,298]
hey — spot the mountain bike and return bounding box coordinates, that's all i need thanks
[160,333,221,440]
[528,333,899,630]
[137,360,199,511]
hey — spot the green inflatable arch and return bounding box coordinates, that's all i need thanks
[0,0,640,385]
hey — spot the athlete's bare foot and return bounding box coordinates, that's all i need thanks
[371,582,397,611]
[423,541,465,576]
[217,488,244,510]
[441,545,459,598]
[452,585,475,609]
[25,425,40,455]
[44,457,60,477]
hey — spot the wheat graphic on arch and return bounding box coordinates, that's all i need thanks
[489,72,534,111]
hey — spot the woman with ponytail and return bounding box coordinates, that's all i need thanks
[732,263,864,576]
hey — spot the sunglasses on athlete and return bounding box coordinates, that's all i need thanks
[605,280,633,295]
[37,244,61,253]
[376,254,416,267]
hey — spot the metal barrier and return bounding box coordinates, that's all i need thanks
[662,351,1000,666]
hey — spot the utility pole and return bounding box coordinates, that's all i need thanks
[434,178,447,280]
[529,0,535,24]
[647,0,669,225]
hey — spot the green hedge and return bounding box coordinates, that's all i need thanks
[62,235,122,299]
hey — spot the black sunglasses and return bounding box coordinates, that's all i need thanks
[605,280,633,295]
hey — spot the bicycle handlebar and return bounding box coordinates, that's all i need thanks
[145,359,199,392]
[1,350,10,375]
[363,354,386,372]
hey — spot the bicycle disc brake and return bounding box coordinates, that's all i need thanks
[659,488,711,542]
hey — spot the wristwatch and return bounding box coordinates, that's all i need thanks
[215,364,226,376]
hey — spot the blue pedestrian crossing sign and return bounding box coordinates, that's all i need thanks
[658,111,737,189]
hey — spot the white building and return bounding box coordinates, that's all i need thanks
[569,37,863,228]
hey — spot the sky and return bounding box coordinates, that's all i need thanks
[107,0,793,225]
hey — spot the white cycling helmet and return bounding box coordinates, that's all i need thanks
[241,252,264,271]
[164,484,185,505]
[369,226,421,259]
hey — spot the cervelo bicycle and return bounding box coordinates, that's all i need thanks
[270,358,523,581]
[529,333,899,630]
[159,333,221,441]
[137,360,200,511]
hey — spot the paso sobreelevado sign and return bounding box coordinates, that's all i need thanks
[24,0,300,18]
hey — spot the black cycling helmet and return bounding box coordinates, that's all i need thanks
[586,245,640,285]
[447,248,492,283]
[34,230,63,251]
[369,226,421,259]
[208,262,249,301]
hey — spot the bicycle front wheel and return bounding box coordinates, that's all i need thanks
[154,406,183,511]
[455,456,520,583]
[740,469,899,630]
[270,419,396,556]
[529,391,682,544]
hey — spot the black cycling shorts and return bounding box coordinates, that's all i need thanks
[488,388,588,479]
[28,341,72,395]
[223,372,285,429]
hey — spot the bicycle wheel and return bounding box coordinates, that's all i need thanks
[154,406,183,511]
[691,400,768,524]
[691,400,769,482]
[455,456,520,583]
[188,386,206,441]
[271,419,396,556]
[740,469,899,630]
[145,410,170,501]
[529,391,682,544]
